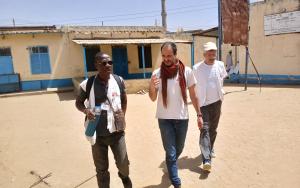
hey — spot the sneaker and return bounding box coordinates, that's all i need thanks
[211,149,216,158]
[203,160,211,172]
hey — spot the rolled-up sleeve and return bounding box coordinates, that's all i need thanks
[186,67,197,88]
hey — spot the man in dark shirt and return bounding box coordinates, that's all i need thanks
[75,52,132,188]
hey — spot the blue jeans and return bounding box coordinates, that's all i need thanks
[158,119,188,186]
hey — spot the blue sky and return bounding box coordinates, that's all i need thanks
[0,0,260,31]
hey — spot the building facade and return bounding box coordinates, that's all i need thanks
[0,26,192,93]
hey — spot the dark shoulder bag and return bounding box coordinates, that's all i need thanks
[107,75,126,132]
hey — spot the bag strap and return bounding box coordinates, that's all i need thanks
[86,74,124,101]
[112,74,125,94]
[106,96,116,114]
[86,75,96,100]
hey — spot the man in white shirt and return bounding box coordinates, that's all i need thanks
[226,50,233,73]
[193,42,227,172]
[149,42,203,188]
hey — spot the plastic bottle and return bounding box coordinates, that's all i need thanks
[85,105,101,136]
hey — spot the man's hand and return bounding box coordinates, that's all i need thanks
[84,109,95,120]
[149,74,159,101]
[150,74,160,89]
[197,116,203,130]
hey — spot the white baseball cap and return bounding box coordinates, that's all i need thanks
[203,42,217,51]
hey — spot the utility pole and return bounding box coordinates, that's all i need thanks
[161,0,167,31]
[13,18,15,27]
[217,0,222,61]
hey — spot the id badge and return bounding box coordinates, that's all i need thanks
[101,103,110,111]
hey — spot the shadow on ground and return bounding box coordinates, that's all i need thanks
[57,91,76,101]
[143,155,210,188]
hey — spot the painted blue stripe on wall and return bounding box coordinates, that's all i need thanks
[240,74,300,79]
[226,74,300,85]
[21,78,73,91]
[0,74,20,93]
[41,79,73,88]
[21,81,42,91]
[0,75,9,84]
[0,74,19,84]
[0,84,21,93]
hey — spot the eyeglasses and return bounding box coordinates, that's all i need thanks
[97,61,113,66]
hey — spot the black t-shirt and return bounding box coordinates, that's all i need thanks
[93,77,111,136]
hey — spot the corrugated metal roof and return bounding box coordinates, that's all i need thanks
[72,38,192,45]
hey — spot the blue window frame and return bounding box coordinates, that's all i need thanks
[0,47,14,75]
[138,45,152,69]
[29,46,51,74]
[85,45,100,72]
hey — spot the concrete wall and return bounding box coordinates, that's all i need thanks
[99,44,162,74]
[166,33,193,67]
[239,0,300,75]
[169,0,300,81]
[0,33,84,82]
[100,44,112,57]
[176,43,192,67]
[167,32,226,67]
[126,44,152,74]
[96,42,192,74]
[151,44,162,70]
[194,36,219,63]
[0,27,192,91]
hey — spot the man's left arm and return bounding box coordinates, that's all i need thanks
[188,85,203,129]
[188,85,200,114]
[120,80,127,115]
[187,67,201,115]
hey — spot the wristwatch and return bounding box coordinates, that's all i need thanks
[83,108,89,115]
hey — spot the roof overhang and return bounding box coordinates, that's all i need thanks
[72,38,192,45]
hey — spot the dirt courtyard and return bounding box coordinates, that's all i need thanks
[0,85,299,188]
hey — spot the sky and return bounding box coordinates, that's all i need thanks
[0,0,261,31]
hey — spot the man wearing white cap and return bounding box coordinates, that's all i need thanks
[193,42,227,172]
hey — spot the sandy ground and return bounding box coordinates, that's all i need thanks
[0,85,299,188]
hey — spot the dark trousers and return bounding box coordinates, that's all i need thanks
[199,100,222,162]
[92,132,130,188]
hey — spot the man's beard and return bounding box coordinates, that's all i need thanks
[163,59,176,67]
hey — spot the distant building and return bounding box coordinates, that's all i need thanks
[241,0,300,84]
[1,0,299,94]
[170,0,300,84]
[0,25,191,93]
